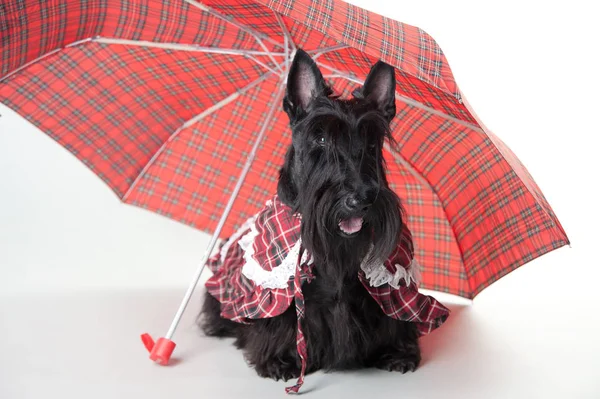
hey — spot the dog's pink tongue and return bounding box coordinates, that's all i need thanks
[339,217,363,234]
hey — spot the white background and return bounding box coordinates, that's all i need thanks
[1,0,599,398]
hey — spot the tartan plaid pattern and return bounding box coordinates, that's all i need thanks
[0,0,568,299]
[205,0,475,122]
[1,42,266,196]
[205,196,302,321]
[206,195,449,328]
[0,0,264,76]
[126,74,284,229]
[387,101,569,298]
[205,195,449,392]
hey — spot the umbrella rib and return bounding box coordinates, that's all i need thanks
[244,55,280,73]
[383,143,466,271]
[283,30,290,75]
[0,36,285,82]
[309,44,349,60]
[183,0,283,71]
[282,22,290,76]
[96,37,282,74]
[93,37,285,57]
[275,12,296,52]
[0,37,95,83]
[163,82,287,340]
[315,61,483,132]
[183,0,283,49]
[122,63,285,200]
[274,12,295,77]
[323,74,351,80]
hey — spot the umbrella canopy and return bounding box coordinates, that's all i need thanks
[0,0,568,302]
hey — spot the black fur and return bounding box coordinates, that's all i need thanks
[200,49,420,382]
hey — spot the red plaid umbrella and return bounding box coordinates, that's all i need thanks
[1,0,568,367]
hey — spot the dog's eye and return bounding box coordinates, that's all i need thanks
[316,136,326,146]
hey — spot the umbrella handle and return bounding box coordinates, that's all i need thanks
[141,333,176,365]
[142,84,286,365]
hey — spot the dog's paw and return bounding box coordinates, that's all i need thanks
[372,350,421,373]
[254,357,301,382]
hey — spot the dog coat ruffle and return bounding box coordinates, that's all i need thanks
[205,195,449,393]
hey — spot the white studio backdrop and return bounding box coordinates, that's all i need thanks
[1,1,599,398]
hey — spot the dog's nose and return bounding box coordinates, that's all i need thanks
[345,196,359,210]
[344,195,370,212]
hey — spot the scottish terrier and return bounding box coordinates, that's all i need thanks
[200,50,422,383]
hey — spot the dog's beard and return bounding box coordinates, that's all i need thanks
[364,188,404,265]
[298,178,403,272]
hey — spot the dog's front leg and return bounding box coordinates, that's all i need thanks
[367,322,421,373]
[242,306,301,381]
[253,352,301,382]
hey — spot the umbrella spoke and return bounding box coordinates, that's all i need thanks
[315,61,362,83]
[323,73,353,80]
[162,82,287,340]
[244,55,281,73]
[308,44,348,60]
[274,12,296,77]
[122,62,285,201]
[255,39,285,73]
[0,37,95,82]
[183,0,284,72]
[94,37,283,75]
[93,37,285,57]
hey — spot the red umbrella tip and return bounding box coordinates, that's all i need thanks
[141,333,176,365]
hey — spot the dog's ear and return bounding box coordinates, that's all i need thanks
[284,49,328,117]
[362,61,397,121]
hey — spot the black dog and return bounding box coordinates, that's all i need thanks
[200,49,420,382]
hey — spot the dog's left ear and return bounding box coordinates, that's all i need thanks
[362,61,397,121]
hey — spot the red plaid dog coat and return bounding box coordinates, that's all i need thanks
[206,195,449,393]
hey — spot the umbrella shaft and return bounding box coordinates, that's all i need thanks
[165,84,286,340]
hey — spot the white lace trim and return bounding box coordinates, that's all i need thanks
[234,200,416,290]
[239,227,312,290]
[239,238,418,290]
[218,216,258,262]
[360,247,421,289]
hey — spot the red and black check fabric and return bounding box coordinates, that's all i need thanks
[205,195,449,392]
[205,197,306,320]
[0,0,569,299]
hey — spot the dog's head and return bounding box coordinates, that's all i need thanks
[278,49,403,262]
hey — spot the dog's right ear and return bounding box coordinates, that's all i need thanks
[283,49,328,118]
